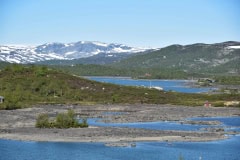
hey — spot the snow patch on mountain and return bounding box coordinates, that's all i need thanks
[228,46,240,49]
[0,41,149,64]
[91,41,108,47]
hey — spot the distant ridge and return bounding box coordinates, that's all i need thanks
[0,41,149,64]
[1,41,239,75]
[111,41,240,74]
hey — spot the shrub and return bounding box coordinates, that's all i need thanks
[213,102,224,107]
[79,118,89,128]
[4,101,22,110]
[35,66,48,77]
[35,113,50,128]
[55,113,68,128]
[35,109,88,129]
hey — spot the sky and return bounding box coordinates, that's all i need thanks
[0,0,240,47]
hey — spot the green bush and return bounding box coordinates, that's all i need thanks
[55,110,78,128]
[4,101,23,110]
[79,118,89,128]
[35,113,50,128]
[35,66,48,77]
[35,109,88,129]
[213,102,224,107]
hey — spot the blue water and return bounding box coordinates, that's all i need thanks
[1,136,240,160]
[87,118,215,131]
[86,77,214,93]
[1,117,239,160]
[190,117,240,127]
[190,117,240,132]
[88,116,240,132]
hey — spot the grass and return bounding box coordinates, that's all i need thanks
[0,64,239,110]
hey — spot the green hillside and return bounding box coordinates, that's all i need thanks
[0,61,11,69]
[53,64,191,79]
[112,41,240,75]
[1,64,240,110]
[53,64,129,76]
[47,41,240,80]
[0,64,186,109]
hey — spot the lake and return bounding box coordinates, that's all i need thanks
[85,76,215,93]
[0,136,240,160]
[1,117,239,160]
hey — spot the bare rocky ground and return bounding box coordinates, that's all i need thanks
[0,104,240,145]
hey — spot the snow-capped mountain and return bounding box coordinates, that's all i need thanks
[0,41,148,63]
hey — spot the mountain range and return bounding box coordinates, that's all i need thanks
[0,41,148,64]
[112,41,240,74]
[1,41,240,75]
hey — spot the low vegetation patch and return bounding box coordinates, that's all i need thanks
[0,64,240,110]
[36,109,88,128]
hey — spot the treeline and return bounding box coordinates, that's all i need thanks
[36,109,88,128]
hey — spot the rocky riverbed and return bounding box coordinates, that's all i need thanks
[0,104,239,144]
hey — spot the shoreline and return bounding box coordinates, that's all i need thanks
[0,104,239,143]
[0,126,228,143]
[0,135,228,144]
